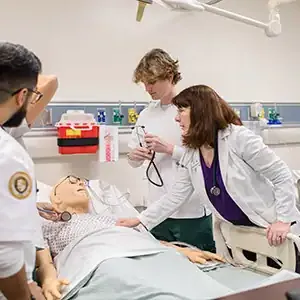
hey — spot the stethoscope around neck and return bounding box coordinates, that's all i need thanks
[209,130,221,197]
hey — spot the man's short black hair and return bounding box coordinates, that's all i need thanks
[0,42,42,104]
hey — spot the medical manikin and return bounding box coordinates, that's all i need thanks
[36,175,225,299]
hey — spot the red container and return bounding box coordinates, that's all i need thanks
[55,111,100,155]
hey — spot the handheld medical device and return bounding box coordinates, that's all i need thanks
[37,207,72,222]
[141,0,297,37]
[133,125,164,187]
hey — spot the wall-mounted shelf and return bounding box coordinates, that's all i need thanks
[33,102,149,129]
[32,101,300,130]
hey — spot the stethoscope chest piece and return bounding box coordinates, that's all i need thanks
[60,211,72,222]
[210,186,221,196]
[209,128,222,197]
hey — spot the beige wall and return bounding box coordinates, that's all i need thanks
[0,0,299,103]
[24,131,148,206]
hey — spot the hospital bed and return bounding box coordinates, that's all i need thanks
[206,221,300,293]
[36,180,300,299]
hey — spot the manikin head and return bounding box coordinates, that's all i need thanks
[133,48,181,104]
[50,175,90,214]
[0,42,43,127]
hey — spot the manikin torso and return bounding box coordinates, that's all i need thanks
[42,214,116,257]
[44,176,119,257]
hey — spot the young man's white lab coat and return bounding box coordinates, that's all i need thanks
[128,100,209,219]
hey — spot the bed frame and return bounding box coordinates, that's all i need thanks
[218,220,300,275]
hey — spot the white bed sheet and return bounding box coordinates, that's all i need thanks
[206,265,300,294]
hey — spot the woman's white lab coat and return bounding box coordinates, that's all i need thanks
[138,124,300,251]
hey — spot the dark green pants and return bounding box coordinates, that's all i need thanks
[150,214,215,252]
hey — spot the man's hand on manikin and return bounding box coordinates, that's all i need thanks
[36,202,60,222]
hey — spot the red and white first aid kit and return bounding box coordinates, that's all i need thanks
[55,110,100,155]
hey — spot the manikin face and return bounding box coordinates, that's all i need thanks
[175,107,191,136]
[51,175,89,211]
[143,78,174,100]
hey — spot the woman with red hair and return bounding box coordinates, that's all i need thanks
[118,84,300,265]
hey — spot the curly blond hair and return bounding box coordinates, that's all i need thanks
[133,48,182,85]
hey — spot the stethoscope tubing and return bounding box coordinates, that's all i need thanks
[134,125,164,188]
[210,129,221,196]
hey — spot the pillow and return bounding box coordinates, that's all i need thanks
[87,180,139,218]
[36,179,140,218]
[36,181,52,203]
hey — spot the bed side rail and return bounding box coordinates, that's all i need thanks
[219,221,299,275]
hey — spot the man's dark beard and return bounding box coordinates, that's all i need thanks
[2,104,27,127]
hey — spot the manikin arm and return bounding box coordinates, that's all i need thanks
[36,241,224,284]
[36,249,57,285]
[160,241,225,264]
[36,249,69,299]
